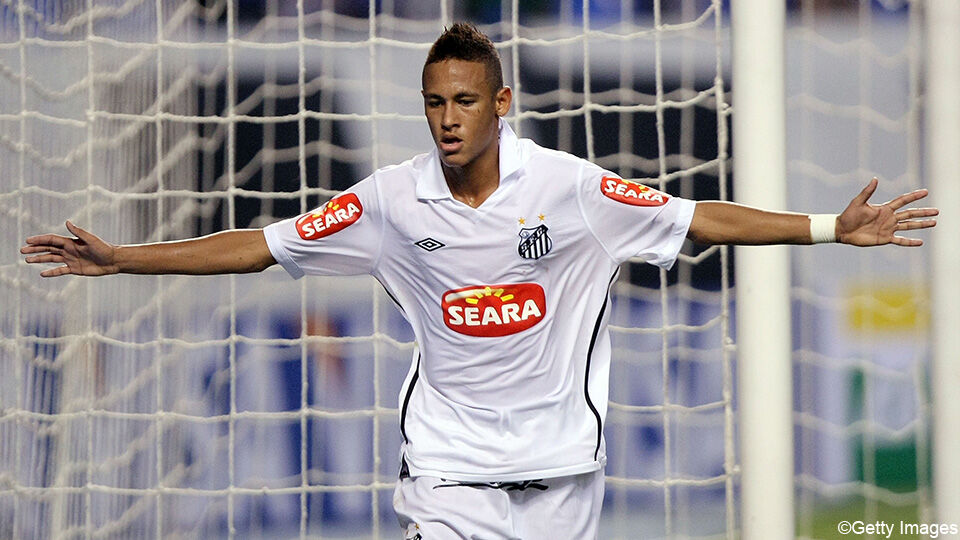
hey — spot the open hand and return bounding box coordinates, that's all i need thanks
[20,221,118,277]
[836,178,938,247]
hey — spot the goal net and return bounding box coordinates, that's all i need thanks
[0,1,931,539]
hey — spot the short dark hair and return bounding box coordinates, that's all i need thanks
[423,23,504,92]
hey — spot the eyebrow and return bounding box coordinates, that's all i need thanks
[422,91,481,100]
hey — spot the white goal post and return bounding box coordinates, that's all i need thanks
[927,0,960,534]
[738,2,960,539]
[731,1,794,539]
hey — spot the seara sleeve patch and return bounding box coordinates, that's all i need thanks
[600,176,669,207]
[295,193,363,240]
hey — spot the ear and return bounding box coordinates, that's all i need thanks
[495,86,512,117]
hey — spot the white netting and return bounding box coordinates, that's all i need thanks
[787,2,932,538]
[0,1,735,538]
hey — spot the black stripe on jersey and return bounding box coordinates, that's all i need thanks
[377,279,405,315]
[585,270,619,461]
[400,353,421,444]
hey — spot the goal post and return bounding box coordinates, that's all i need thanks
[927,0,960,533]
[731,1,794,539]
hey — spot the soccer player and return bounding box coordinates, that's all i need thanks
[21,23,937,540]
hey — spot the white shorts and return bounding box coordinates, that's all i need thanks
[392,470,604,540]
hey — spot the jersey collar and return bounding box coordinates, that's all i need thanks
[416,118,524,201]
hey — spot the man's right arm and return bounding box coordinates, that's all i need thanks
[20,220,276,278]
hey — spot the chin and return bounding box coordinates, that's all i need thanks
[440,153,469,168]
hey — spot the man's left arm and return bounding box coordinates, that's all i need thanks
[687,178,938,246]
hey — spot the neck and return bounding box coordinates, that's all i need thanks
[443,144,500,209]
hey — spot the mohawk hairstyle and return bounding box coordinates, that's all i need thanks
[424,23,504,92]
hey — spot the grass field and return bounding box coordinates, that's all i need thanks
[803,498,928,540]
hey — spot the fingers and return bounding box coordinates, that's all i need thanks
[24,254,65,264]
[891,235,923,247]
[894,208,938,237]
[896,207,939,219]
[64,220,94,243]
[22,246,71,275]
[889,205,936,245]
[20,244,63,255]
[22,233,71,249]
[897,219,937,231]
[40,266,74,278]
[853,177,879,205]
[23,223,93,252]
[887,188,930,211]
[21,224,98,278]
[892,206,938,238]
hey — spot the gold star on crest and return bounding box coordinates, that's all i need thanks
[538,213,545,221]
[518,217,526,225]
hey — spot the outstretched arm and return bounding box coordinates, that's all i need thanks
[21,221,276,278]
[686,178,938,246]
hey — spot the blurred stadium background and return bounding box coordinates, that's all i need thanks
[0,1,950,539]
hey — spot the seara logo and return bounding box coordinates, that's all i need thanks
[441,283,546,337]
[601,176,669,207]
[295,193,363,240]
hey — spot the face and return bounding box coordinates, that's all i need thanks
[421,59,511,170]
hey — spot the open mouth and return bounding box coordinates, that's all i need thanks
[439,136,463,153]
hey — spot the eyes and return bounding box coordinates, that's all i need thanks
[426,97,477,108]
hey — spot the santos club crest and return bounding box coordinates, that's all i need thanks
[518,224,552,260]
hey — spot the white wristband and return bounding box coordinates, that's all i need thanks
[809,214,838,244]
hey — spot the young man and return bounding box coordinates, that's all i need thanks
[21,23,936,539]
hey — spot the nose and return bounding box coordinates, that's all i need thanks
[441,103,458,130]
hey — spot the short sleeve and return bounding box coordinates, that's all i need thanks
[263,175,383,278]
[577,162,695,269]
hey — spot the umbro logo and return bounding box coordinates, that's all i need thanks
[415,238,445,252]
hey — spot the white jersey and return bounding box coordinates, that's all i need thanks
[264,120,695,482]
